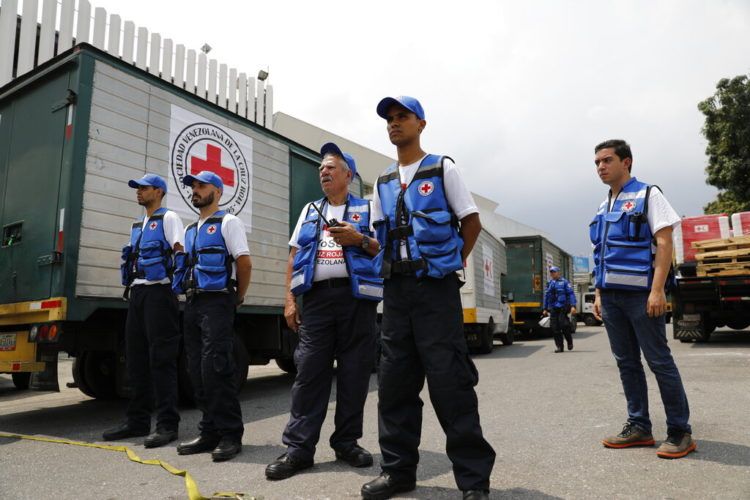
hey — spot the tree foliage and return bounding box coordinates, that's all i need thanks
[698,75,750,214]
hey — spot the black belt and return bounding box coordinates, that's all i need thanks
[391,259,426,275]
[311,278,350,289]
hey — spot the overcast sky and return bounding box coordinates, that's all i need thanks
[89,0,750,257]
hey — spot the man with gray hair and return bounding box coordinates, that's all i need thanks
[266,142,383,480]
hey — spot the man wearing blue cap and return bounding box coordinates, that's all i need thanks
[362,96,495,500]
[266,143,383,480]
[103,174,184,448]
[543,266,577,352]
[172,170,251,462]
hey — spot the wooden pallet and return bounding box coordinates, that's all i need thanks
[696,261,750,277]
[693,236,750,266]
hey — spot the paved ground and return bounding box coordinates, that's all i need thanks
[1,324,749,499]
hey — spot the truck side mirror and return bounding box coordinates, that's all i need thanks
[503,292,514,303]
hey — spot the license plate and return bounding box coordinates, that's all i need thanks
[0,333,16,351]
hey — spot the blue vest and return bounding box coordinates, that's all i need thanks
[178,211,234,293]
[120,207,173,285]
[590,177,654,290]
[544,278,576,309]
[375,154,464,279]
[290,195,383,301]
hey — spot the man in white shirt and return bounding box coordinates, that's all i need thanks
[591,139,695,459]
[266,143,382,480]
[103,174,184,448]
[174,170,251,462]
[361,96,495,500]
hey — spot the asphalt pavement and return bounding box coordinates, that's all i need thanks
[1,324,749,499]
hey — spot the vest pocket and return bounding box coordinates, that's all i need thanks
[418,238,458,257]
[603,265,651,289]
[121,245,134,286]
[411,210,453,243]
[350,275,384,301]
[172,252,188,294]
[290,266,312,295]
[297,220,317,246]
[589,216,601,245]
[138,240,164,259]
[197,246,227,267]
[194,264,229,290]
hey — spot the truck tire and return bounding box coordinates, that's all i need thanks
[477,319,495,354]
[583,314,599,327]
[500,324,515,346]
[73,351,117,400]
[12,372,31,390]
[726,320,750,330]
[275,357,297,374]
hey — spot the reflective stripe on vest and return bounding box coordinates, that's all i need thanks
[590,177,653,291]
[375,154,463,279]
[183,211,233,292]
[291,194,383,301]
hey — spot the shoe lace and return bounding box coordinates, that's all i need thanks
[618,423,636,438]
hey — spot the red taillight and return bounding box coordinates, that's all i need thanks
[38,324,50,341]
[41,300,63,309]
[48,324,59,341]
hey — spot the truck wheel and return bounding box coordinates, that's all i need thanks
[583,315,598,327]
[726,320,750,330]
[477,320,495,354]
[500,325,515,346]
[11,372,31,390]
[275,357,297,374]
[75,351,117,400]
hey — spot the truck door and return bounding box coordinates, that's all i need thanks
[0,73,69,303]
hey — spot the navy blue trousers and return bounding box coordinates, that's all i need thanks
[378,273,496,491]
[282,283,377,461]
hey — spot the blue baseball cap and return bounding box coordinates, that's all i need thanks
[182,170,224,191]
[320,142,358,178]
[376,95,425,120]
[549,266,560,273]
[128,174,167,193]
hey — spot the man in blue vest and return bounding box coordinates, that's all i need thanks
[173,170,252,462]
[591,139,695,459]
[543,266,577,352]
[361,96,495,500]
[103,174,184,448]
[266,143,383,480]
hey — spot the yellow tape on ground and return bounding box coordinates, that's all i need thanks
[0,431,254,500]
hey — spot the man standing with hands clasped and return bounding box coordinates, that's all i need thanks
[173,170,251,462]
[265,143,382,480]
[591,139,695,459]
[362,96,495,500]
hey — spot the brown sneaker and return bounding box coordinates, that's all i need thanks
[656,432,696,459]
[602,423,655,448]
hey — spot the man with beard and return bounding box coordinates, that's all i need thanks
[104,174,184,448]
[173,170,251,462]
[265,143,382,480]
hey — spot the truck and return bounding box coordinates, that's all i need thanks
[672,236,750,343]
[0,43,365,397]
[502,235,577,336]
[461,228,514,354]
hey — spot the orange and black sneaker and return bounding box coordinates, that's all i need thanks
[602,423,656,448]
[656,432,696,459]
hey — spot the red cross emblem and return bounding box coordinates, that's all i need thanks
[206,225,217,235]
[351,213,361,223]
[418,181,434,196]
[149,221,158,230]
[191,144,236,187]
[622,201,635,212]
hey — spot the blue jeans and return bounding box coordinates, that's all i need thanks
[600,290,691,435]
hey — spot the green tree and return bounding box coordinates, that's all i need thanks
[698,75,750,214]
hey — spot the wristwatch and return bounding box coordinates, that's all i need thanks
[360,235,370,250]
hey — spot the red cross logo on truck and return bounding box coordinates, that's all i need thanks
[622,201,635,212]
[191,144,236,187]
[418,181,434,196]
